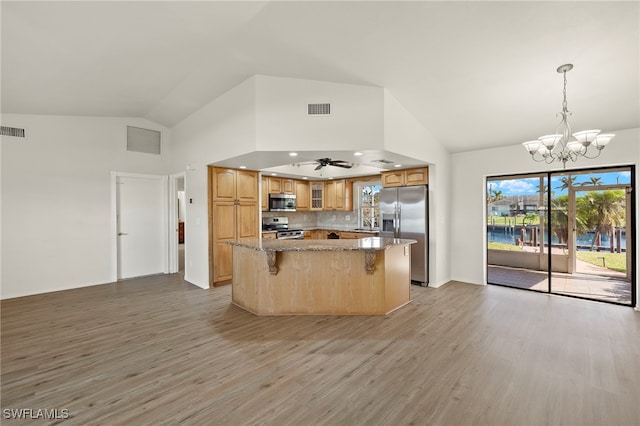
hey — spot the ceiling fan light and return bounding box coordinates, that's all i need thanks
[522,140,541,154]
[593,133,615,149]
[538,134,562,149]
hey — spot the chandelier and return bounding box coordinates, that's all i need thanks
[522,64,614,168]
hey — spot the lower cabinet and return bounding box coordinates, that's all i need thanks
[339,232,368,239]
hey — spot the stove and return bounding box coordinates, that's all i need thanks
[262,217,304,240]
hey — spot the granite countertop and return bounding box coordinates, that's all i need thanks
[228,237,415,252]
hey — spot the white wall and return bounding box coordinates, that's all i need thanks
[450,127,639,307]
[383,90,451,287]
[169,77,257,288]
[254,75,385,151]
[1,114,170,299]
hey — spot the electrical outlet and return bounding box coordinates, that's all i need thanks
[345,215,350,220]
[404,246,409,256]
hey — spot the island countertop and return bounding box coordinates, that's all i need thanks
[228,237,416,252]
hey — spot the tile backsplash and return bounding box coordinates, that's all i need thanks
[263,210,359,230]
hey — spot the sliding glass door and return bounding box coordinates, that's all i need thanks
[487,166,635,307]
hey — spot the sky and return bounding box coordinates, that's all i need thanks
[488,170,631,197]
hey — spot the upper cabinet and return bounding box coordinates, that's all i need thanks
[266,176,295,194]
[295,180,310,211]
[324,179,352,211]
[211,168,259,202]
[381,167,428,188]
[310,182,324,211]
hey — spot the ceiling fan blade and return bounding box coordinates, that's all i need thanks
[332,163,352,169]
[314,164,324,170]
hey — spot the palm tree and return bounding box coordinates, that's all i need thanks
[555,175,576,191]
[576,190,625,251]
[578,176,602,186]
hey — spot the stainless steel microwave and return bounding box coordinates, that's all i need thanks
[268,193,296,212]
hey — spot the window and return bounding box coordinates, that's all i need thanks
[356,181,381,228]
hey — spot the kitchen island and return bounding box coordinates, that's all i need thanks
[228,237,415,315]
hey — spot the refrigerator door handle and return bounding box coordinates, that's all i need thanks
[395,205,401,237]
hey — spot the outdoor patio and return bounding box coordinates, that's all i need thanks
[488,264,632,305]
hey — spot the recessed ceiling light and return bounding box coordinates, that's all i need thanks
[271,173,277,176]
[239,165,247,169]
[353,152,363,156]
[394,164,402,168]
[289,152,298,157]
[302,176,308,180]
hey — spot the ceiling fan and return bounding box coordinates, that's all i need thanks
[310,157,353,170]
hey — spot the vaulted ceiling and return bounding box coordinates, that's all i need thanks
[2,1,638,154]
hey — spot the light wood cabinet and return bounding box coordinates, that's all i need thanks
[323,179,353,211]
[282,179,294,194]
[339,231,367,239]
[381,167,428,188]
[262,232,277,240]
[295,180,310,211]
[268,177,282,194]
[266,177,295,194]
[312,230,327,239]
[310,183,324,211]
[303,230,313,240]
[209,167,259,286]
[261,176,268,211]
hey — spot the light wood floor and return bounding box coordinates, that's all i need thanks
[2,274,639,425]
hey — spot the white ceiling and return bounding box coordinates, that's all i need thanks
[2,1,638,155]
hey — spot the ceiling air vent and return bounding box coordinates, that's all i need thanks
[308,103,331,115]
[371,159,394,164]
[1,126,26,138]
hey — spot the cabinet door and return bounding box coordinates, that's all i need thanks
[325,181,336,210]
[310,183,324,210]
[334,180,347,210]
[211,168,236,201]
[236,170,258,202]
[237,203,259,240]
[295,180,310,210]
[268,177,282,194]
[404,167,428,186]
[261,176,269,211]
[381,171,404,188]
[212,202,236,283]
[282,179,295,194]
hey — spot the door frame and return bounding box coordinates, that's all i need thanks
[110,171,169,281]
[169,172,186,274]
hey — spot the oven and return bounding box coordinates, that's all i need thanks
[262,216,304,240]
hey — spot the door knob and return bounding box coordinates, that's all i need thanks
[118,232,128,236]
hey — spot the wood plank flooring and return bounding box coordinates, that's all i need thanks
[2,274,639,425]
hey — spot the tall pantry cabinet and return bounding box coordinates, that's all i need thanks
[208,167,259,286]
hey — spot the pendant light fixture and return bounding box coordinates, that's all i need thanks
[522,64,614,168]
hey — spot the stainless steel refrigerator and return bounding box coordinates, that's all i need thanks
[379,185,429,286]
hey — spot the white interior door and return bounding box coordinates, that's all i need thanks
[116,174,168,279]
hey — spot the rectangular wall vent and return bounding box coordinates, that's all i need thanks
[308,103,331,115]
[127,126,161,155]
[1,126,26,138]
